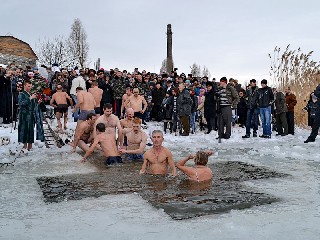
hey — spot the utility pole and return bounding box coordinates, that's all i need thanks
[166,24,173,74]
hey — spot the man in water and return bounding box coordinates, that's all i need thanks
[120,108,134,129]
[93,103,122,143]
[50,84,74,132]
[71,113,97,152]
[139,130,177,176]
[81,122,122,165]
[119,117,147,161]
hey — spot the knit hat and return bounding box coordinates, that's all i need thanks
[220,77,227,83]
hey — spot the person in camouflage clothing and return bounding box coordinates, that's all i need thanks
[111,71,126,117]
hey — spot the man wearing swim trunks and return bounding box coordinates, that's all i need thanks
[81,123,122,165]
[71,113,96,152]
[88,81,103,117]
[124,88,147,119]
[72,87,96,127]
[139,130,177,176]
[119,117,147,161]
[50,84,73,132]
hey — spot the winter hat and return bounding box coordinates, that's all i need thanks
[220,77,228,83]
[250,79,256,83]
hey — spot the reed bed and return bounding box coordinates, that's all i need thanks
[269,45,320,126]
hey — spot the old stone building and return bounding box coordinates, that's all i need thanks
[0,36,37,68]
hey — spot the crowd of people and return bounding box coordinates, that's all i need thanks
[0,62,320,181]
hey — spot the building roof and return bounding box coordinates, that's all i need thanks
[0,36,37,60]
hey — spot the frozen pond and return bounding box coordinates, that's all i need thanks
[1,122,320,239]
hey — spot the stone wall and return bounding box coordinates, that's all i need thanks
[0,53,36,68]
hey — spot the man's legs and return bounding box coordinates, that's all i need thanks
[180,115,189,135]
[260,107,267,135]
[223,106,232,138]
[286,111,295,135]
[55,112,63,132]
[307,109,320,140]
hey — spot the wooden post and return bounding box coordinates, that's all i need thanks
[166,24,173,74]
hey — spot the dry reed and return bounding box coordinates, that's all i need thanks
[269,45,320,126]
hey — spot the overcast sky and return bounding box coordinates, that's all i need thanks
[1,0,320,84]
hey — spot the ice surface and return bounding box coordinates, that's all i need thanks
[0,117,320,239]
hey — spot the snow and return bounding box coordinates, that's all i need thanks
[0,116,320,240]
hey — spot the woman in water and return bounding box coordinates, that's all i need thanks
[176,150,213,182]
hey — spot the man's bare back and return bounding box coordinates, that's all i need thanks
[51,91,71,105]
[88,87,103,108]
[77,91,96,111]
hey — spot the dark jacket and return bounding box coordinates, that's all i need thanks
[152,87,165,106]
[246,86,259,109]
[204,88,216,118]
[191,94,198,113]
[274,92,288,114]
[257,86,274,108]
[98,79,114,104]
[177,88,192,116]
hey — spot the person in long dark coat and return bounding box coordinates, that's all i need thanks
[0,70,13,124]
[203,81,217,134]
[18,80,45,151]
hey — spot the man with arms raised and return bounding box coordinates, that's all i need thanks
[124,88,147,119]
[139,130,177,176]
[88,81,103,117]
[94,103,122,142]
[71,113,96,152]
[50,84,73,132]
[72,87,96,127]
[119,117,147,161]
[81,123,123,165]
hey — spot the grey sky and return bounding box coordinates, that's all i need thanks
[1,0,320,84]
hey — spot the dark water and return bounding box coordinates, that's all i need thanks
[36,160,288,220]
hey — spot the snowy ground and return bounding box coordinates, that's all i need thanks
[0,114,320,240]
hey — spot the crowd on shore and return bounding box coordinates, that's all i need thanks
[0,62,320,181]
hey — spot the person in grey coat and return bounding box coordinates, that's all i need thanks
[274,89,288,136]
[177,82,192,136]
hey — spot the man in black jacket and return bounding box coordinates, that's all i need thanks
[204,81,217,134]
[257,79,274,138]
[242,79,259,138]
[304,83,320,143]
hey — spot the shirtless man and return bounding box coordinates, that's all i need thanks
[124,88,147,119]
[72,87,96,127]
[50,84,73,132]
[88,81,103,117]
[94,103,122,142]
[71,113,96,152]
[139,130,177,176]
[119,117,147,161]
[81,122,123,165]
[120,87,132,118]
[120,108,134,129]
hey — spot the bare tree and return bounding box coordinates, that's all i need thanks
[35,36,70,68]
[68,18,89,68]
[190,63,201,77]
[202,65,211,79]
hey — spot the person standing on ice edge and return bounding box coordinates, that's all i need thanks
[304,83,320,143]
[256,79,274,138]
[18,80,45,151]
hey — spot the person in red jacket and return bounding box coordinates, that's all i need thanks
[285,87,297,135]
